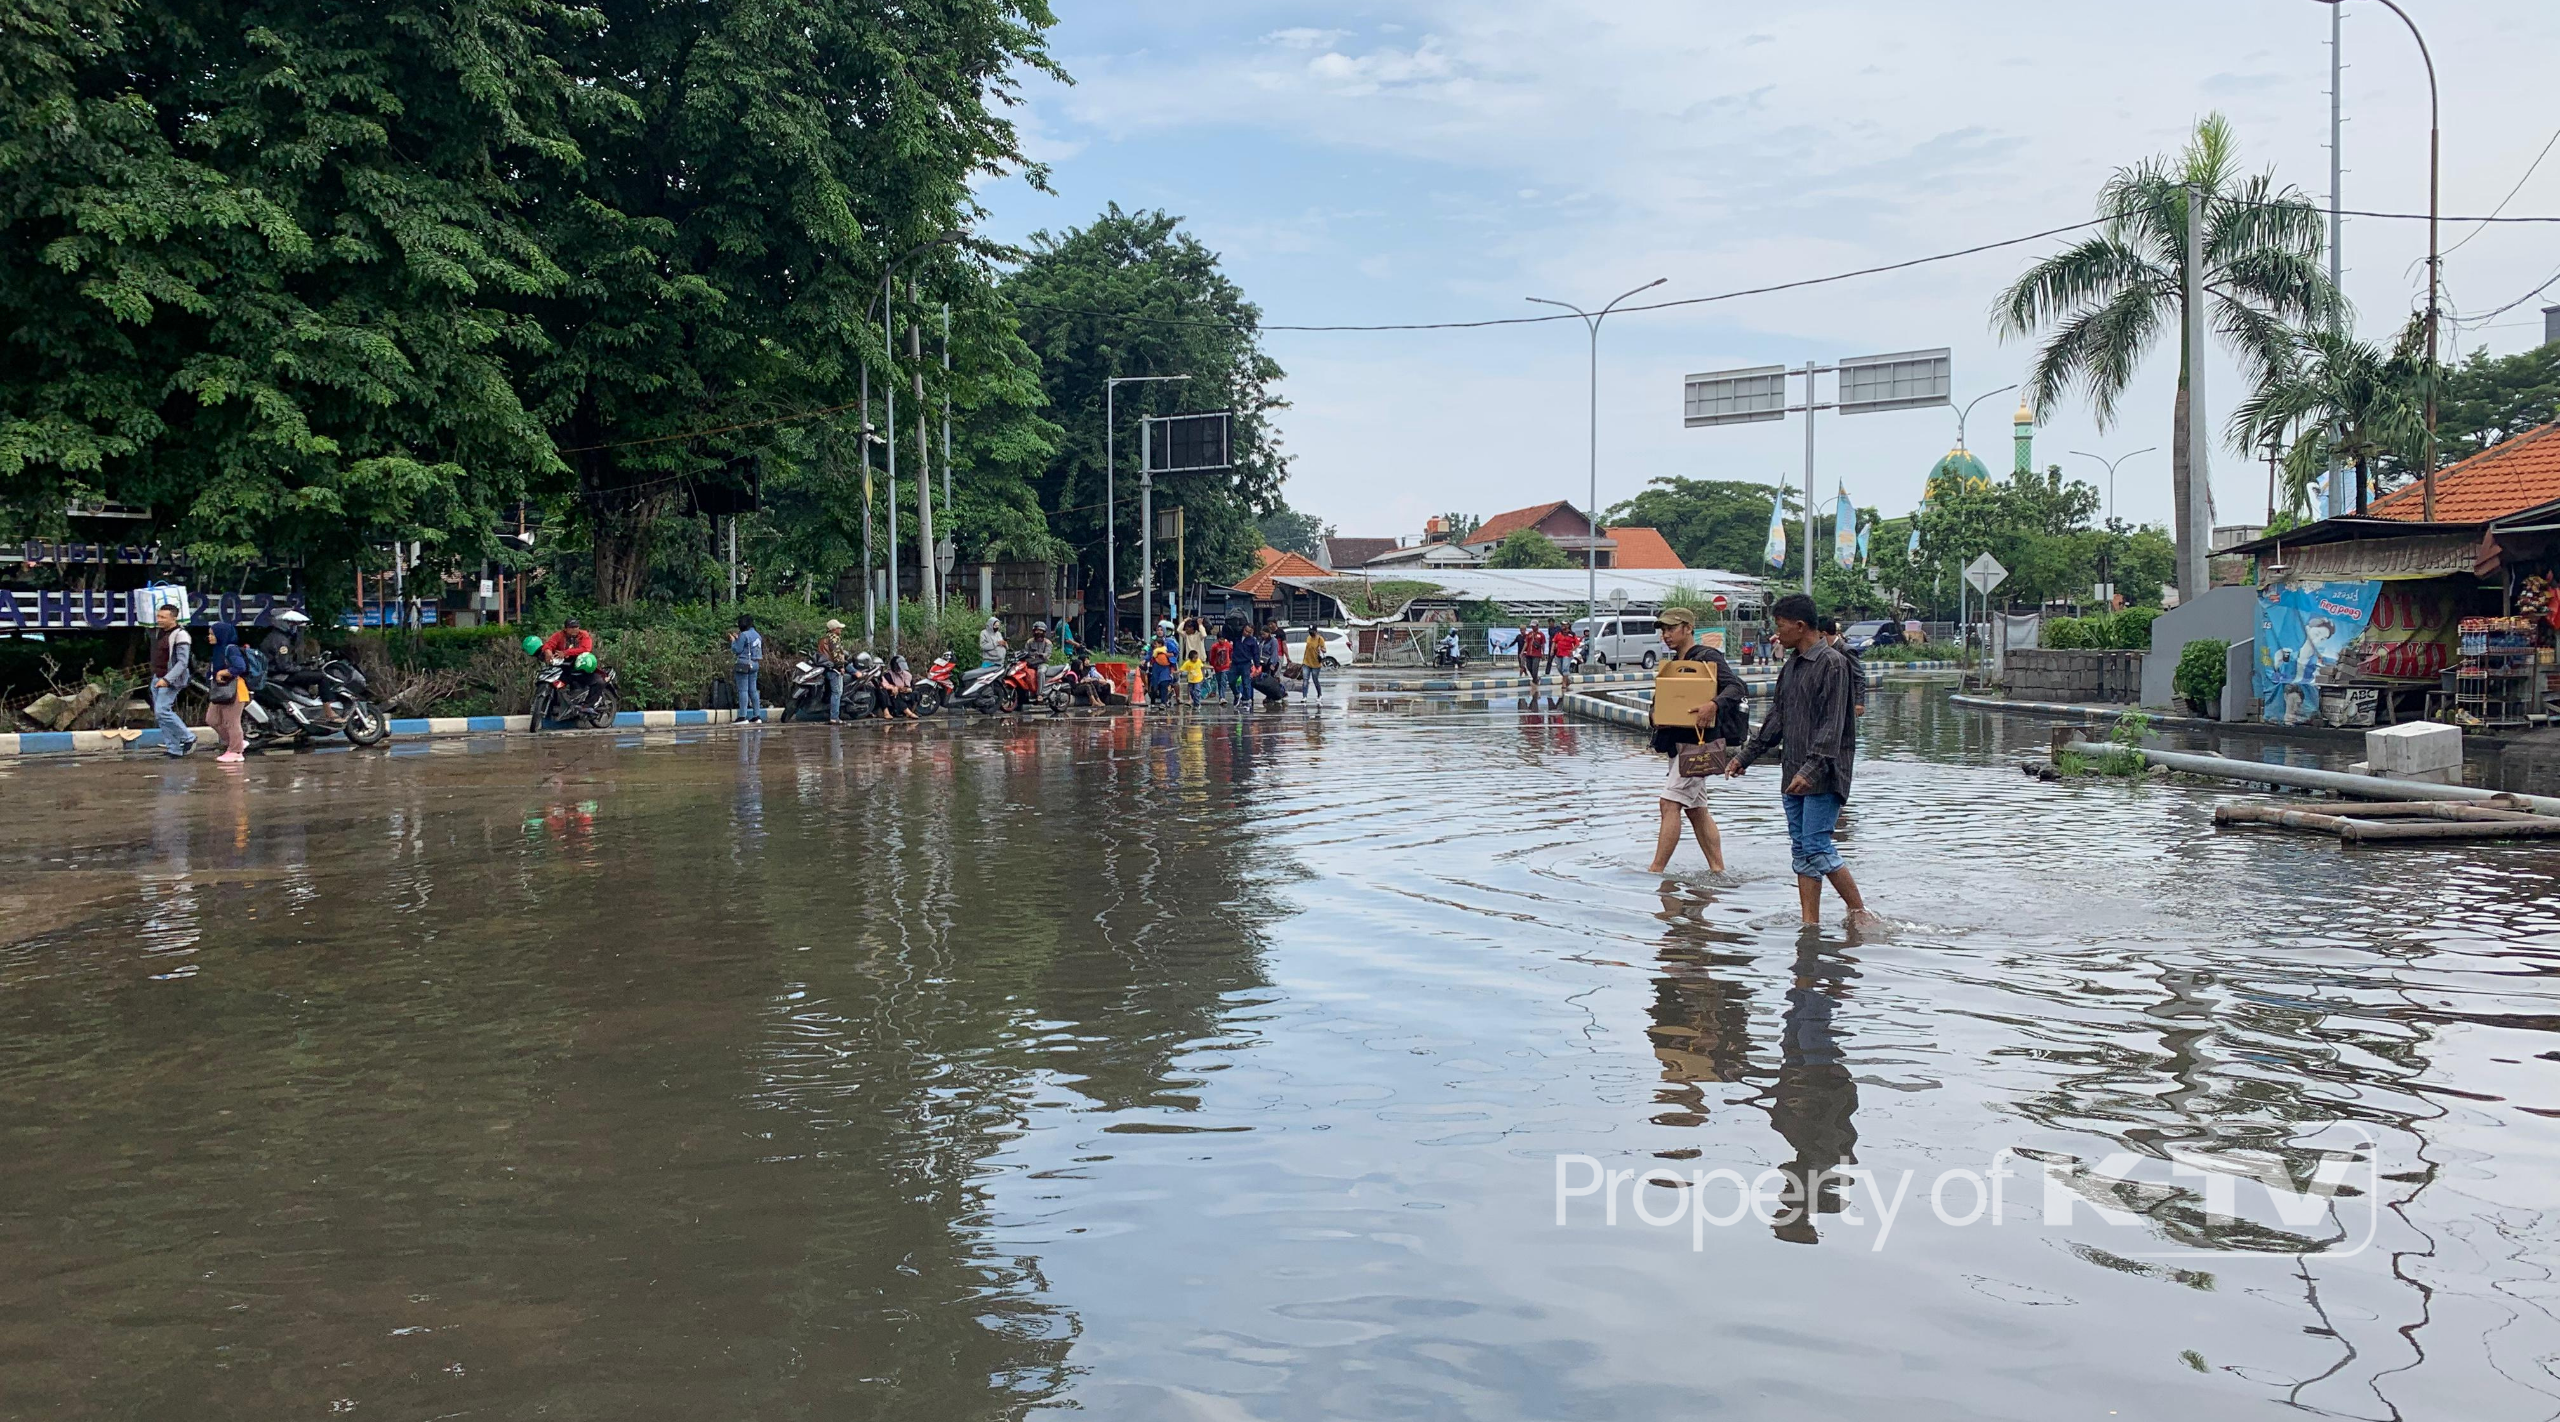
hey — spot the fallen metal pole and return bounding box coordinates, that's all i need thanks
[2061,741,2560,817]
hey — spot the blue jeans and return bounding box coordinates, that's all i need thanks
[151,681,196,756]
[1300,664,1322,697]
[734,670,763,721]
[1782,792,1846,878]
[823,667,844,720]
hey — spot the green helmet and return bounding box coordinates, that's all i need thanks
[521,635,543,655]
[574,651,598,672]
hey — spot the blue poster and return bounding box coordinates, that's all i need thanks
[2253,579,2382,725]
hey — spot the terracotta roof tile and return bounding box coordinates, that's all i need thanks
[1237,546,1330,598]
[2367,421,2560,524]
[1466,501,1575,546]
[1602,526,1684,569]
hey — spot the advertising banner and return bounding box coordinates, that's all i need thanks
[2253,579,2382,725]
[2341,580,2460,682]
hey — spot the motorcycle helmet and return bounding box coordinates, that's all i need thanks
[574,651,598,672]
[274,608,310,630]
[853,651,879,671]
[522,635,543,655]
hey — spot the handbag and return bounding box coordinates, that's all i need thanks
[1675,739,1731,778]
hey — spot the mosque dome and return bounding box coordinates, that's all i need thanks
[2015,399,2034,425]
[1927,445,1992,495]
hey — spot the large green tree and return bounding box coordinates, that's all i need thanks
[1,0,567,592]
[518,0,1059,603]
[1003,206,1290,596]
[1485,528,1572,568]
[1604,476,1787,573]
[1994,113,2340,600]
[2438,340,2560,463]
[1,0,1063,607]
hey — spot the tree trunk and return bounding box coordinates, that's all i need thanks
[2170,379,2195,603]
[582,461,666,607]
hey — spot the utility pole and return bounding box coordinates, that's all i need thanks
[2327,0,2347,517]
[1140,420,1154,631]
[1800,360,1819,596]
[2183,182,2215,602]
[859,373,874,641]
[941,303,953,608]
[911,280,934,616]
[1104,374,1189,651]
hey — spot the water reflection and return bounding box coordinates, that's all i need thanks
[1,682,2556,1418]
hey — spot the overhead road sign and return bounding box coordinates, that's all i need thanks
[1836,348,1952,415]
[1682,365,1790,427]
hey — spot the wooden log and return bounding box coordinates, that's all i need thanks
[2214,804,2352,834]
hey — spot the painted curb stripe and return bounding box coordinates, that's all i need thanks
[3,703,788,759]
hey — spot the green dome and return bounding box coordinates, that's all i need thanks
[1926,445,1992,495]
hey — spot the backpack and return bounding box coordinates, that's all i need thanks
[241,646,269,693]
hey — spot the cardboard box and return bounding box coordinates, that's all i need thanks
[1651,660,1721,728]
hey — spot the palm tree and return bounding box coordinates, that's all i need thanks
[2229,317,2429,518]
[1994,114,2342,596]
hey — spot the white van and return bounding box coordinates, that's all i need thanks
[1573,614,1663,669]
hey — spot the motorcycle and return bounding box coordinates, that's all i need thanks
[783,660,876,722]
[1434,643,1466,669]
[530,659,621,730]
[222,658,392,749]
[992,651,1072,714]
[951,656,1013,714]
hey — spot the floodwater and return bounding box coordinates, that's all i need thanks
[3,680,2556,1420]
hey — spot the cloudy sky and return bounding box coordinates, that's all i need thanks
[976,0,2560,559]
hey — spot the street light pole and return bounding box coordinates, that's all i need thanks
[862,230,964,650]
[1528,277,1666,617]
[2070,447,2158,529]
[1954,384,2017,453]
[2315,0,2438,520]
[1104,373,1190,652]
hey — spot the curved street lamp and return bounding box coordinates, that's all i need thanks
[1526,278,1667,616]
[2071,446,2158,528]
[2312,0,2439,520]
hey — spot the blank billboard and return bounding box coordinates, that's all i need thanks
[1149,412,1232,471]
[1836,348,1951,415]
[1682,365,1790,426]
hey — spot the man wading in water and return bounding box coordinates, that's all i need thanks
[1646,607,1745,874]
[1727,593,1870,925]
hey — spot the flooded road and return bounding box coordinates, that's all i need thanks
[4,680,2557,1420]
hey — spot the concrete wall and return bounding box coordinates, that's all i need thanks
[2141,584,2258,708]
[2004,649,2144,704]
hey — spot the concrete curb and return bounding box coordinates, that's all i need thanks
[1,705,783,759]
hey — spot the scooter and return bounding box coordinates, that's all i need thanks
[224,659,393,748]
[783,660,876,721]
[1433,643,1466,669]
[530,659,621,730]
[991,651,1072,714]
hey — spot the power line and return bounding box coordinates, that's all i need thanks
[557,196,2560,453]
[2443,126,2560,258]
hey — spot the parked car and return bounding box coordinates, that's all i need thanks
[1841,619,1894,651]
[1572,614,1663,668]
[1281,626,1354,667]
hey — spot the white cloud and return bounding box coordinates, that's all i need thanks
[1002,0,2560,541]
[1260,26,1348,50]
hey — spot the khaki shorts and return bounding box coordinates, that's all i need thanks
[1660,758,1716,811]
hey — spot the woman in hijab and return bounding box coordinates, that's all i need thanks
[206,621,253,762]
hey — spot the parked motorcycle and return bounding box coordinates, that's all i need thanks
[220,658,391,748]
[530,657,621,730]
[783,659,878,721]
[1434,643,1466,669]
[992,651,1072,714]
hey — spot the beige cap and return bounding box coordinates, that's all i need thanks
[824,619,844,631]
[1657,606,1697,629]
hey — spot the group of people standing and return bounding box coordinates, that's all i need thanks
[1647,593,1870,926]
[1140,616,1311,707]
[1512,620,1583,689]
